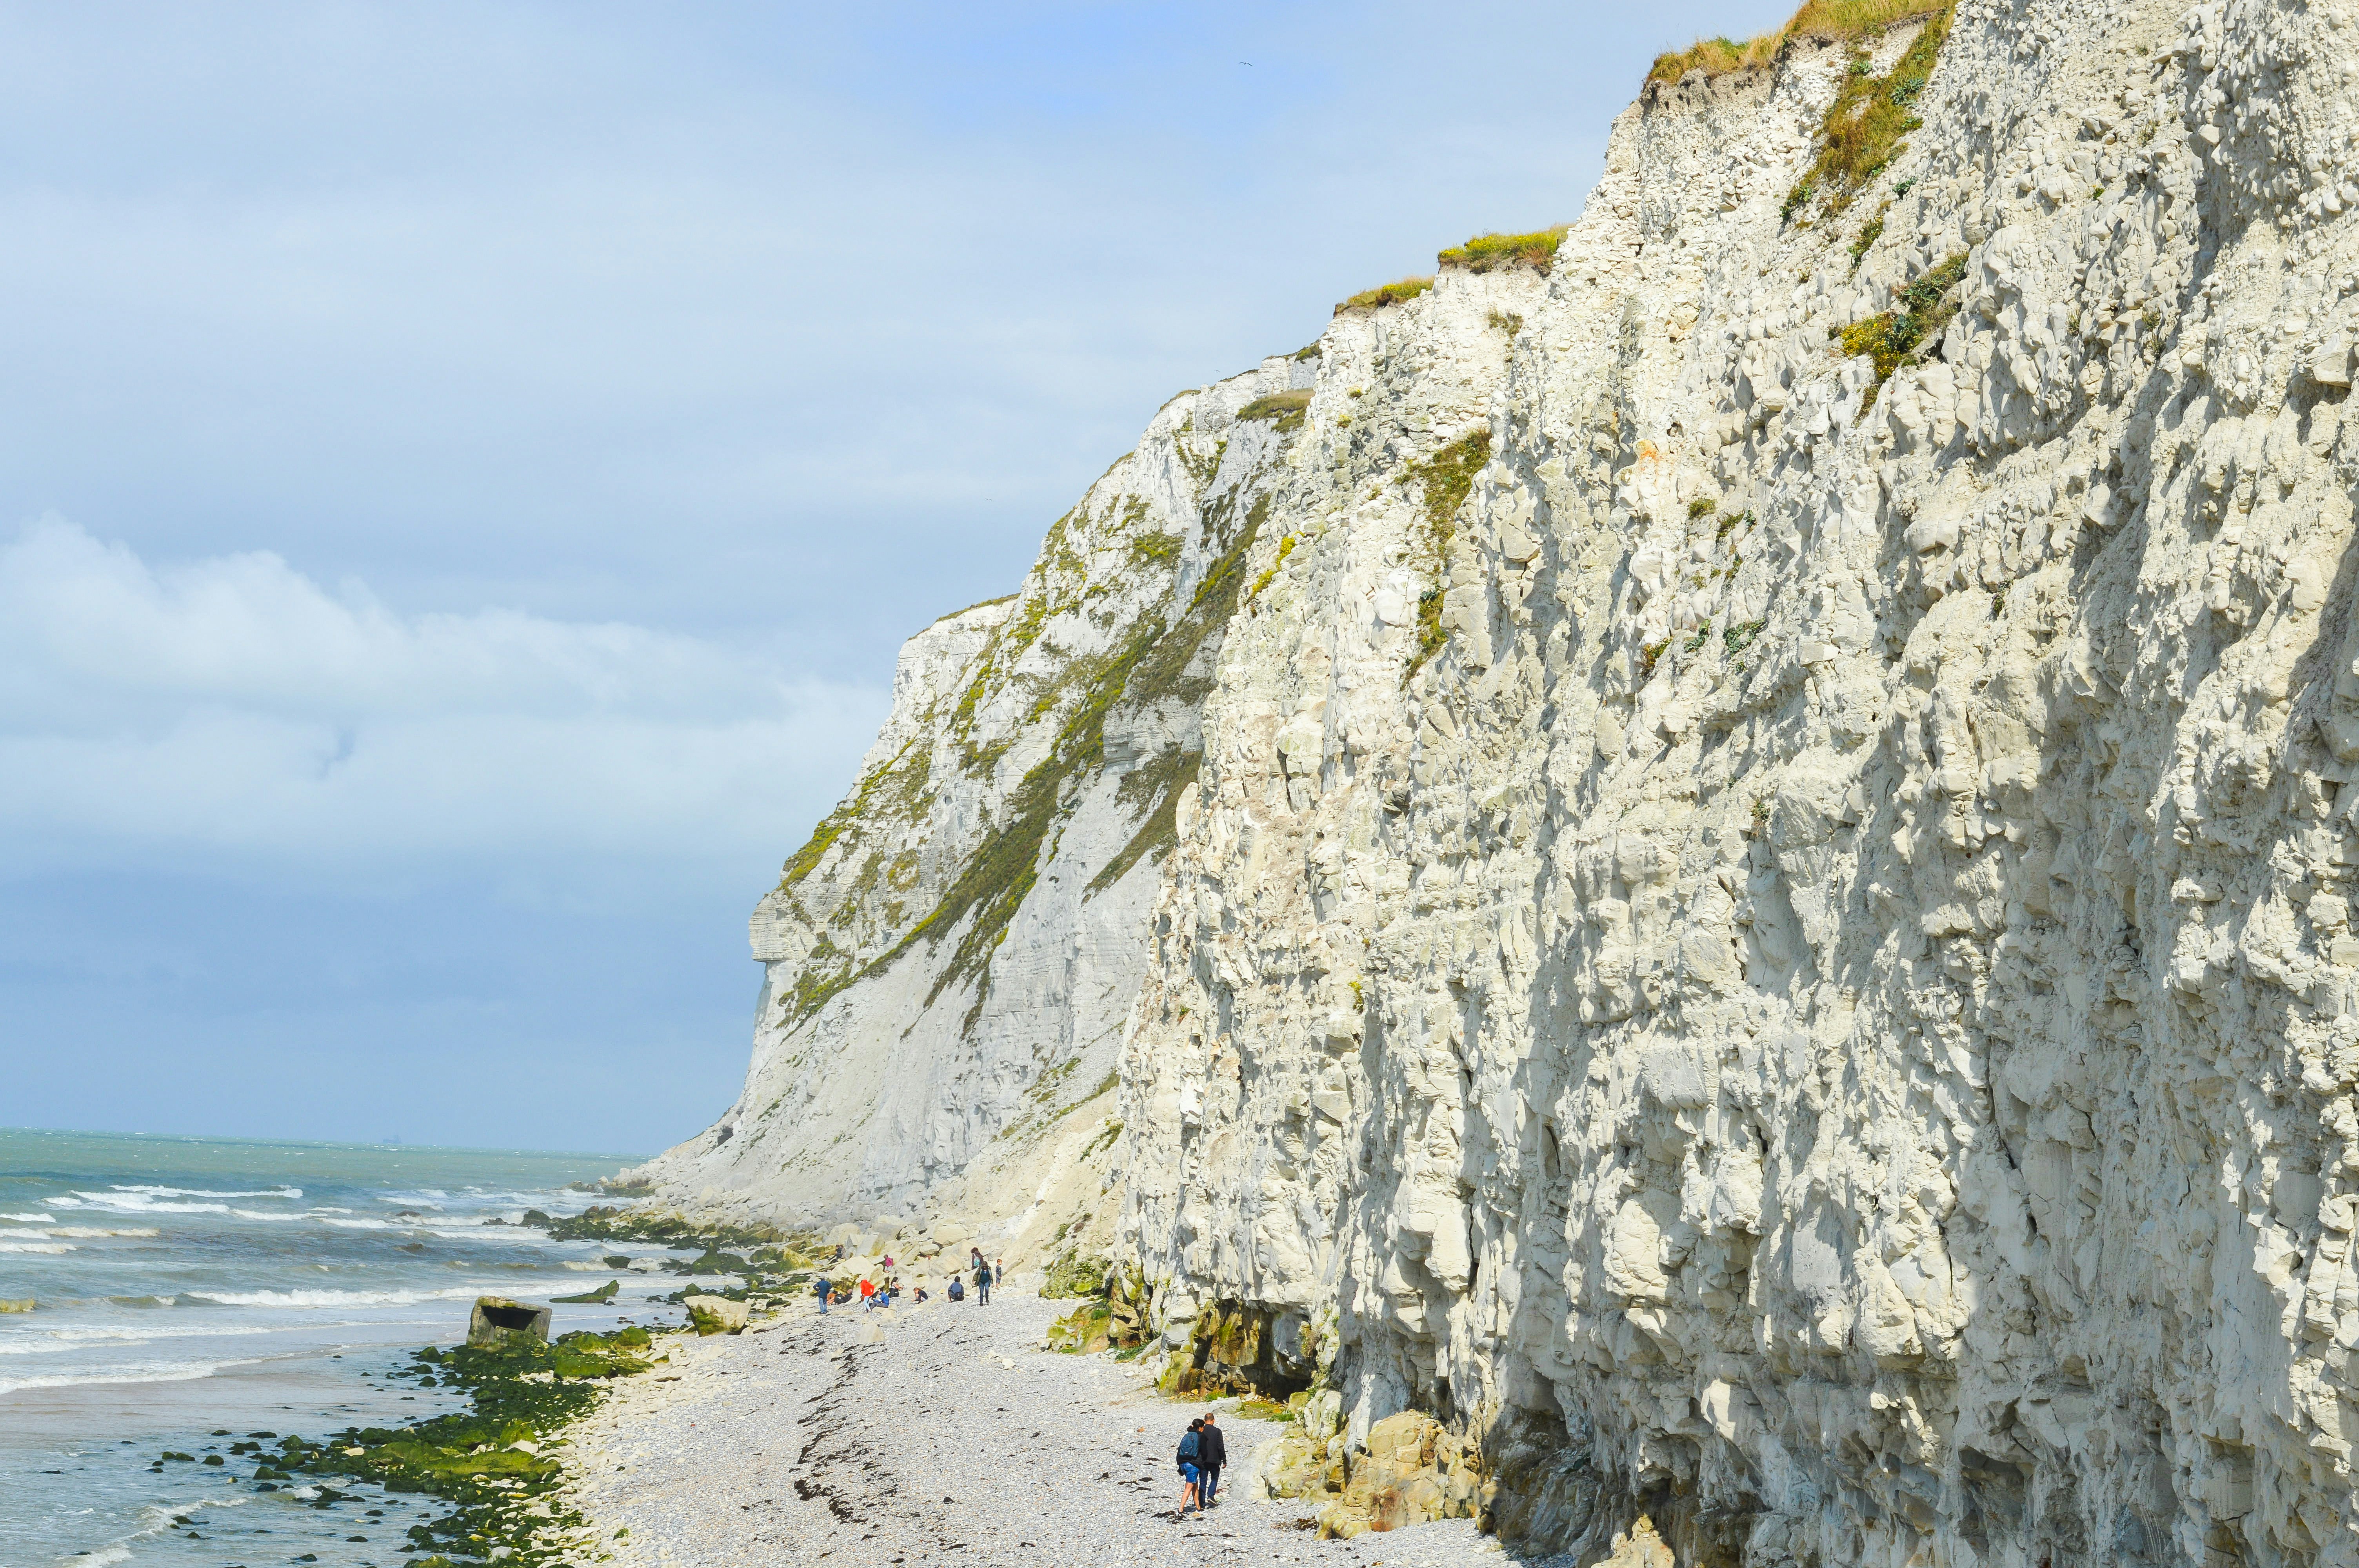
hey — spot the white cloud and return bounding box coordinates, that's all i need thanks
[0,518,886,878]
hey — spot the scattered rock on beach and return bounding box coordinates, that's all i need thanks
[685,1297,749,1336]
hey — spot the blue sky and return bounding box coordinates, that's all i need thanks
[2,0,1778,1154]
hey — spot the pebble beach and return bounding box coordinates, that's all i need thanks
[569,1278,1530,1568]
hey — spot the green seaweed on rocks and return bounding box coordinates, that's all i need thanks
[1046,1298,1116,1353]
[544,1207,801,1252]
[225,1327,661,1566]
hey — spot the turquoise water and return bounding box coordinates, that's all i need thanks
[0,1128,681,1568]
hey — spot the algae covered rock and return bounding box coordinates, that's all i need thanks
[1253,1409,1485,1539]
[550,1279,618,1304]
[1251,1431,1339,1501]
[1038,1251,1107,1299]
[465,1297,550,1348]
[686,1296,750,1336]
[1044,1299,1112,1354]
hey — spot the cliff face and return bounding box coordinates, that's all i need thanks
[649,0,2359,1558]
[626,350,1328,1223]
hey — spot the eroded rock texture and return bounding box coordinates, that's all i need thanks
[1126,2,2359,1563]
[626,356,1316,1222]
[650,0,2359,1559]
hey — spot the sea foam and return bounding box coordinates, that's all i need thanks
[184,1285,494,1308]
[0,1356,258,1394]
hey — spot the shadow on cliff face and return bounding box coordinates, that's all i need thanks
[1484,1408,1767,1566]
[1161,1299,1315,1398]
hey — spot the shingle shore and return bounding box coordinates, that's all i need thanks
[566,1280,1537,1566]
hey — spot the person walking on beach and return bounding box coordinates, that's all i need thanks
[975,1258,993,1305]
[969,1245,985,1274]
[1175,1418,1203,1517]
[1197,1410,1226,1507]
[814,1277,832,1315]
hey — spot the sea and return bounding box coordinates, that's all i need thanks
[0,1128,692,1568]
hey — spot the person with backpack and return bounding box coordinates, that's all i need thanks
[1197,1410,1227,1506]
[1175,1418,1203,1516]
[975,1258,994,1305]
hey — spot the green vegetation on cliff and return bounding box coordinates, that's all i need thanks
[1834,250,1967,403]
[1782,3,1955,225]
[1238,389,1312,432]
[1436,227,1567,274]
[1334,278,1432,316]
[1649,0,1945,84]
[1403,429,1494,674]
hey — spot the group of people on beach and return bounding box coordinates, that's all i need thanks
[1174,1411,1227,1517]
[806,1247,1231,1525]
[809,1244,998,1313]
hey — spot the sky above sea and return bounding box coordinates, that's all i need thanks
[0,0,1785,1151]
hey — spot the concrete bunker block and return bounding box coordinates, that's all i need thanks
[467,1296,552,1348]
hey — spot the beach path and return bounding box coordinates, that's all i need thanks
[567,1282,1508,1566]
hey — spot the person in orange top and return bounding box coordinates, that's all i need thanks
[858,1278,876,1310]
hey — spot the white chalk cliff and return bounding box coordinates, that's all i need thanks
[637,0,2359,1559]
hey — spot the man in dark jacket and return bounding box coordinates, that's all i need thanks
[1197,1410,1227,1506]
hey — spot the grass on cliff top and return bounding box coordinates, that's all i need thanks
[1648,0,1943,84]
[1334,277,1432,316]
[1436,226,1569,275]
[1782,2,1954,225]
